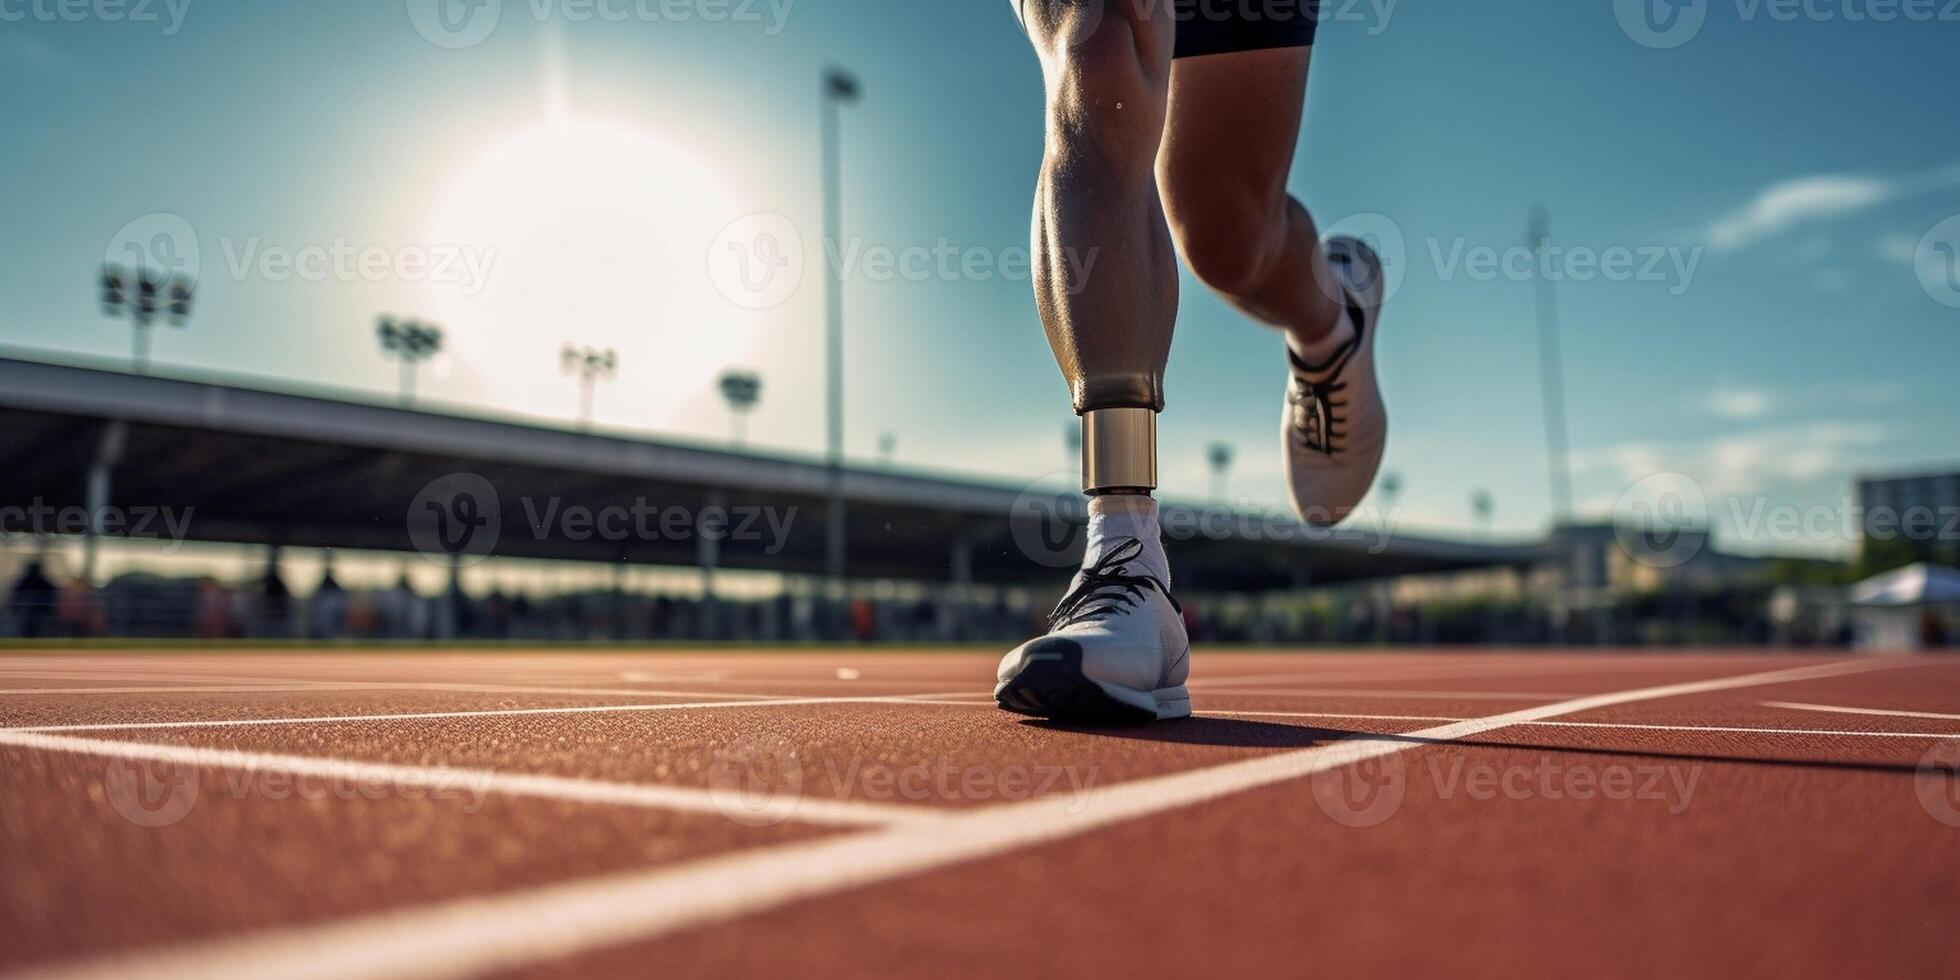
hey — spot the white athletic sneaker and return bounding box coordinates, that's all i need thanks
[1284,235,1389,527]
[995,538,1192,724]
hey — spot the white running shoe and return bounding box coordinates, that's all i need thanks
[1284,235,1389,527]
[994,538,1191,724]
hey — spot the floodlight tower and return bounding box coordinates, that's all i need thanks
[1208,442,1234,503]
[820,65,862,604]
[562,344,619,428]
[376,316,443,407]
[101,263,193,375]
[718,369,763,447]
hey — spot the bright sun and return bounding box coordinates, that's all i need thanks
[425,118,762,428]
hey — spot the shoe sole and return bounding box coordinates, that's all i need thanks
[994,645,1191,725]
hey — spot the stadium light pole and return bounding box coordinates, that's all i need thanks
[101,263,193,375]
[1208,442,1234,503]
[879,432,896,468]
[1472,488,1495,539]
[376,316,442,408]
[821,66,861,609]
[718,369,762,447]
[561,344,618,429]
[1529,207,1576,644]
[1527,206,1575,526]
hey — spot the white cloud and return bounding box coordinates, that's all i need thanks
[1704,163,1960,252]
[1574,421,1887,501]
[1705,385,1773,420]
[1707,175,1894,251]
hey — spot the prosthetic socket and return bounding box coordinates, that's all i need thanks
[1076,372,1162,494]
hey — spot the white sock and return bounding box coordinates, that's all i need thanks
[1083,495,1171,589]
[1289,302,1356,367]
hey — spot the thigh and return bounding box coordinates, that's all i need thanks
[1158,45,1313,211]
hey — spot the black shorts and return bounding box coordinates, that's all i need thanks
[1012,1,1321,58]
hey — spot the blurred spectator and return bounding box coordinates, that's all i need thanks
[312,565,347,640]
[56,575,102,636]
[195,576,231,639]
[10,560,57,638]
[260,551,291,638]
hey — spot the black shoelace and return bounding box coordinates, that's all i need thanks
[1288,250,1371,457]
[1049,538,1179,629]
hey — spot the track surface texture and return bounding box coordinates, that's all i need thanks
[3,649,1958,979]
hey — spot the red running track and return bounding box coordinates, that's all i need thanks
[2,649,1958,978]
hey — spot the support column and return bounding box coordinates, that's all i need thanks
[83,421,128,585]
[699,492,727,640]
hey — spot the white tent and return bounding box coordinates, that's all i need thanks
[1849,563,1960,606]
[1848,563,1960,651]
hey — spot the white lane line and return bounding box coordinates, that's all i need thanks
[0,679,806,701]
[28,657,1913,980]
[1194,687,1582,700]
[2,692,985,734]
[1763,700,1960,722]
[1200,709,1465,723]
[0,730,930,830]
[1186,658,1739,689]
[1201,708,1957,739]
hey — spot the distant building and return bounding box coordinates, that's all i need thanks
[1856,469,1960,564]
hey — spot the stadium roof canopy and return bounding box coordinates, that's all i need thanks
[0,355,1547,590]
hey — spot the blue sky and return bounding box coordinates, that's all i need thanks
[2,0,1957,555]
